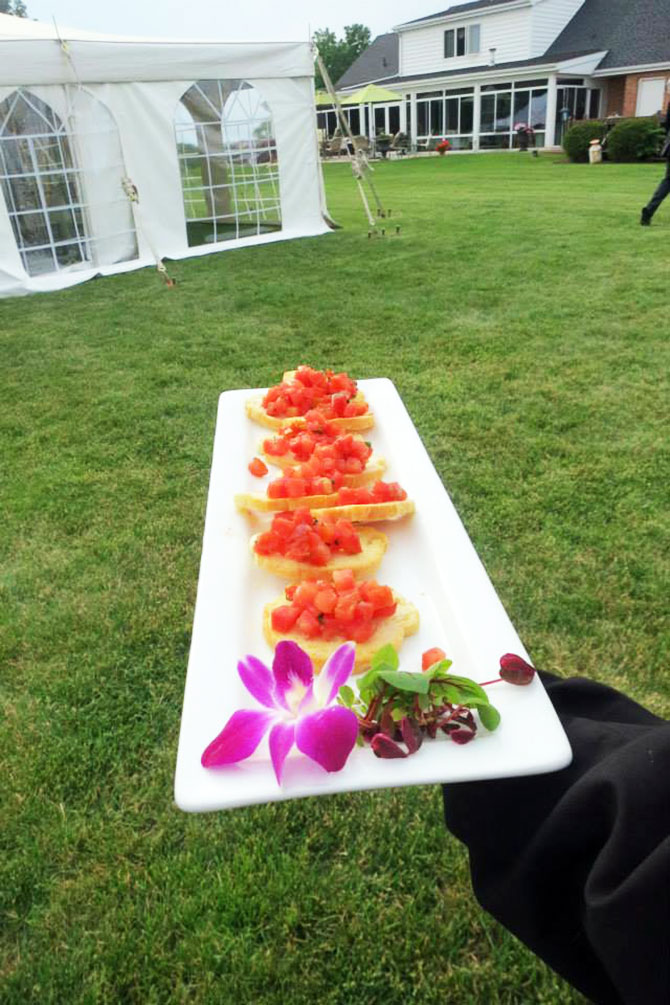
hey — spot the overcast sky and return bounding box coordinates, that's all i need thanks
[25,1,439,42]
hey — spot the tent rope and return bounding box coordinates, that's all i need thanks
[314,48,390,235]
[53,18,175,288]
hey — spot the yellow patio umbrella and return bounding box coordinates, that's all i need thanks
[315,90,340,106]
[342,84,401,104]
[338,84,401,141]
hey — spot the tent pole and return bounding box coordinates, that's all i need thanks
[314,49,388,229]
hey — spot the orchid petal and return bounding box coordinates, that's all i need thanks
[295,706,358,773]
[201,709,274,767]
[272,640,314,709]
[297,683,316,715]
[237,655,277,709]
[313,642,356,707]
[268,721,295,784]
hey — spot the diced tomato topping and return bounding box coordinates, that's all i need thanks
[262,421,373,483]
[294,580,319,607]
[271,605,300,633]
[336,481,408,506]
[260,368,369,422]
[248,456,268,477]
[422,647,446,671]
[254,509,362,567]
[272,571,398,643]
[296,609,322,638]
[314,587,337,614]
[332,568,355,592]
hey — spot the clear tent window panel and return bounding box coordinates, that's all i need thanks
[0,87,138,278]
[0,89,88,276]
[175,80,281,248]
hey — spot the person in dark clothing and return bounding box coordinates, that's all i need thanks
[442,670,670,1005]
[641,102,670,225]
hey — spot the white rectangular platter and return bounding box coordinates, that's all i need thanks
[175,378,572,812]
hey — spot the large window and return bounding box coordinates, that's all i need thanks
[416,87,474,150]
[555,84,601,142]
[0,88,137,277]
[444,24,480,58]
[480,80,548,149]
[175,80,281,247]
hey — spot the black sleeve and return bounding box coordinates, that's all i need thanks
[441,672,670,1005]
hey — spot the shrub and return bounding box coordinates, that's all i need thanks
[605,117,665,162]
[562,120,607,162]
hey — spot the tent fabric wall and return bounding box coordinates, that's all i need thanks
[0,14,329,297]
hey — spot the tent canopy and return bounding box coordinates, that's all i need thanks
[0,14,329,297]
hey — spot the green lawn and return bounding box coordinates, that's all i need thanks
[1,153,668,1004]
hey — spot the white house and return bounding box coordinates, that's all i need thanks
[333,0,670,150]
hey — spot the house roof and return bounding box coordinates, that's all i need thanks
[341,0,670,93]
[336,33,399,89]
[545,0,670,70]
[362,49,600,89]
[401,0,524,26]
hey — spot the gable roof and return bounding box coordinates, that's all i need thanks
[545,0,670,70]
[336,33,399,89]
[401,0,524,26]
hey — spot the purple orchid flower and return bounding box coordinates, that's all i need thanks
[201,640,358,784]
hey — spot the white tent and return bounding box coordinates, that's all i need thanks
[0,14,329,296]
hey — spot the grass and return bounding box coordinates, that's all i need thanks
[1,152,668,1003]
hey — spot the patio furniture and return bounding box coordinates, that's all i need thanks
[389,132,409,157]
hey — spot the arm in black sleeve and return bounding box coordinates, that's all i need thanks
[442,672,670,1005]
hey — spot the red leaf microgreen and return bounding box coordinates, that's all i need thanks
[340,646,536,759]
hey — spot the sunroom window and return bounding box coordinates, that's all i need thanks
[175,80,281,248]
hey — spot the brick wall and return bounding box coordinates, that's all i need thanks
[605,71,670,117]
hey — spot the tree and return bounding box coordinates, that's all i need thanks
[0,2,29,15]
[314,24,371,90]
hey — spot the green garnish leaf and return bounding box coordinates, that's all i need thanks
[426,658,453,676]
[338,685,355,708]
[477,704,501,731]
[371,644,399,673]
[378,670,431,695]
[436,675,490,704]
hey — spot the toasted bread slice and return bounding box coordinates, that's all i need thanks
[263,593,420,672]
[246,396,375,433]
[251,526,389,581]
[259,448,387,487]
[311,499,415,523]
[235,492,414,522]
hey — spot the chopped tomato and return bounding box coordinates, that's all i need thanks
[254,509,362,567]
[271,605,300,632]
[262,423,373,482]
[260,368,368,422]
[294,580,319,608]
[272,571,398,643]
[332,568,355,592]
[296,609,321,638]
[248,456,268,477]
[422,647,446,671]
[337,481,408,506]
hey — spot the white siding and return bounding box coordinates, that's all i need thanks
[399,8,532,77]
[530,0,587,56]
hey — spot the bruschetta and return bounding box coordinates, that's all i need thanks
[247,365,374,432]
[235,480,414,522]
[251,508,388,580]
[263,569,420,672]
